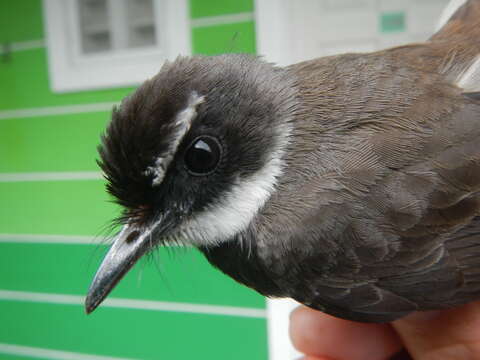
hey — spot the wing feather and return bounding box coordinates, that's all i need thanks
[296,98,480,321]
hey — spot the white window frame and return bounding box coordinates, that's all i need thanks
[43,0,190,93]
[254,0,293,67]
[266,298,301,360]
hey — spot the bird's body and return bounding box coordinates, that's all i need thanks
[86,0,480,322]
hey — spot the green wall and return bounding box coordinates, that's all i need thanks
[0,1,266,359]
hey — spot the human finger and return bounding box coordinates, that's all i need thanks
[290,306,402,360]
[392,301,480,360]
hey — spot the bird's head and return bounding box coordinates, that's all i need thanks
[85,54,298,313]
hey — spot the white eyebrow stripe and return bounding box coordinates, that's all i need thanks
[145,92,205,186]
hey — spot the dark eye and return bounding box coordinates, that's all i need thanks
[184,136,222,175]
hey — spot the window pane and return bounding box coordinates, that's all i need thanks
[126,0,156,48]
[79,0,112,53]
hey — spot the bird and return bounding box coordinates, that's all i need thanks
[85,0,480,323]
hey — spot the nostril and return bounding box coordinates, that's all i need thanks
[125,230,140,244]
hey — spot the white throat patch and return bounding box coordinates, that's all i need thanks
[144,92,205,186]
[178,123,292,247]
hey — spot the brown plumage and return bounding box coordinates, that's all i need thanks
[86,0,480,322]
[204,1,480,322]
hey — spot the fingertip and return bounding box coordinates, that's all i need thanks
[290,306,402,360]
[393,301,480,359]
[289,306,338,352]
[289,306,322,351]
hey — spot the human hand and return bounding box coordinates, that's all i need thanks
[290,302,480,360]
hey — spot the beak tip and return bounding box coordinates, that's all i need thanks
[85,305,94,315]
[84,294,100,315]
[84,224,156,316]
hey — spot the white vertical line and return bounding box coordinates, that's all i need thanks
[267,298,301,360]
[162,0,191,57]
[108,0,128,50]
[254,0,293,66]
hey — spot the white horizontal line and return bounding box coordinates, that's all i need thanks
[105,296,267,318]
[0,171,103,182]
[0,342,136,360]
[0,233,104,245]
[0,233,182,247]
[0,290,267,318]
[191,12,254,28]
[0,102,118,120]
[9,39,45,52]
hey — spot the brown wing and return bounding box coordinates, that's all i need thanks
[287,95,480,322]
[358,100,480,311]
[268,1,480,322]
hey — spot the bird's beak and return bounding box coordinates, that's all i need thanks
[85,214,175,314]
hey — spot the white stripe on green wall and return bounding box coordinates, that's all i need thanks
[0,172,103,182]
[0,343,135,360]
[0,233,185,247]
[9,39,45,52]
[0,233,100,244]
[0,103,118,120]
[191,12,254,28]
[0,290,267,318]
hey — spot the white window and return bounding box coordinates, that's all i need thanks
[43,0,190,92]
[255,0,450,66]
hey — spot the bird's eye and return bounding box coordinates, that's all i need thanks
[184,136,222,175]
